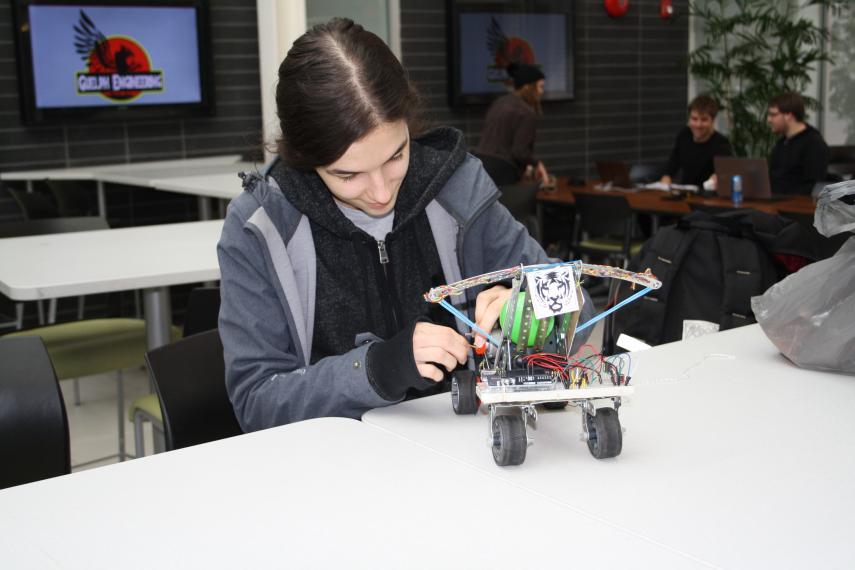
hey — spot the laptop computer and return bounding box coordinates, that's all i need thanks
[595,161,634,189]
[714,157,777,200]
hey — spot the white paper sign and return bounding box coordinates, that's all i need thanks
[525,266,579,320]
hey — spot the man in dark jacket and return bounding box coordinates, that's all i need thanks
[767,92,830,195]
[661,94,732,188]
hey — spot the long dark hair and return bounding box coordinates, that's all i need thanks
[275,18,423,170]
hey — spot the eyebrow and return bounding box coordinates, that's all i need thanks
[326,138,408,176]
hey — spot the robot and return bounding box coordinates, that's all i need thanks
[424,261,661,466]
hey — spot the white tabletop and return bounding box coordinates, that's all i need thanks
[149,171,249,200]
[92,158,254,189]
[364,325,855,569]
[0,155,243,182]
[0,418,707,569]
[0,220,222,300]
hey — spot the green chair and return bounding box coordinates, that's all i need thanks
[130,286,220,458]
[4,318,181,462]
[571,193,645,267]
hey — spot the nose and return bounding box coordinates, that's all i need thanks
[366,169,391,203]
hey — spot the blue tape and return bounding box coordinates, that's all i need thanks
[574,286,653,333]
[438,299,501,348]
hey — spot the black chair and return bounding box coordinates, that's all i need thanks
[0,336,70,489]
[183,286,221,337]
[45,180,98,217]
[570,193,643,266]
[145,329,242,451]
[688,202,737,216]
[498,182,542,243]
[473,152,520,186]
[6,187,59,220]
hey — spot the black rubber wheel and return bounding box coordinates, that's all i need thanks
[586,407,622,459]
[451,370,478,415]
[542,401,568,410]
[491,414,527,466]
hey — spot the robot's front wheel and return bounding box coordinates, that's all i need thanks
[491,414,527,466]
[585,407,623,459]
[451,370,478,415]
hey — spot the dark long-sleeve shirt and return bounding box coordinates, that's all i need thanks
[474,93,538,172]
[769,125,829,195]
[665,127,732,187]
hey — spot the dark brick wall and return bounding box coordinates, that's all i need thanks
[0,0,262,327]
[401,0,689,177]
[0,0,263,221]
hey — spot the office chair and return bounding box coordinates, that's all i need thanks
[473,152,520,186]
[570,193,644,267]
[45,180,98,217]
[145,329,242,451]
[130,286,221,457]
[0,336,70,489]
[498,181,543,244]
[6,187,59,220]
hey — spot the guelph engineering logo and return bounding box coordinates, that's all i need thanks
[74,10,164,101]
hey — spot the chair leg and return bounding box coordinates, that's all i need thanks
[133,412,146,459]
[117,369,126,462]
[73,378,81,406]
[14,303,24,330]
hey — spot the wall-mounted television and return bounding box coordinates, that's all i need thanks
[12,0,214,125]
[447,0,575,106]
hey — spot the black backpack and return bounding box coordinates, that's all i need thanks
[609,209,813,348]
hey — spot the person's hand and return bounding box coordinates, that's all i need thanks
[536,161,549,183]
[659,175,673,185]
[473,285,512,349]
[412,322,469,382]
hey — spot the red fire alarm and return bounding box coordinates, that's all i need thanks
[604,0,629,18]
[660,0,674,18]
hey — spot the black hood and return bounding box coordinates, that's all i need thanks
[270,126,467,238]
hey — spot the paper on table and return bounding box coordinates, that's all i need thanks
[642,182,700,192]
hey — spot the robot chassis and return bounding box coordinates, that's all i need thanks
[425,261,662,467]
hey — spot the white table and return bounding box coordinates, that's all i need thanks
[0,155,251,218]
[364,325,855,569]
[0,418,709,569]
[0,220,223,349]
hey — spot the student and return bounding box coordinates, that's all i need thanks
[767,92,830,195]
[217,19,593,432]
[473,63,550,186]
[660,94,732,188]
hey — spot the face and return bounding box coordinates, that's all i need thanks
[688,110,715,142]
[766,106,788,135]
[534,79,545,98]
[316,120,410,216]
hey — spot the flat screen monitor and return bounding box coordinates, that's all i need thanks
[448,1,575,106]
[12,0,214,124]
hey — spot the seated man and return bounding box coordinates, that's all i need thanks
[767,92,830,195]
[661,94,732,188]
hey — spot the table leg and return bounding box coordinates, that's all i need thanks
[96,180,107,218]
[143,286,172,350]
[197,196,212,220]
[218,199,227,218]
[26,180,33,193]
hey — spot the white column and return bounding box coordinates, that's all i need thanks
[257,0,307,163]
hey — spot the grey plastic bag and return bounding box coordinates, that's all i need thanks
[751,179,855,374]
[815,180,855,237]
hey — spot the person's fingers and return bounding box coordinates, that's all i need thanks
[475,295,505,340]
[414,346,458,374]
[474,286,505,326]
[413,322,469,365]
[416,362,444,382]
